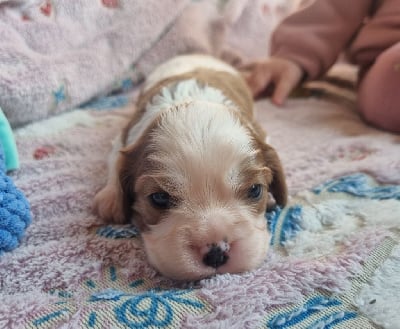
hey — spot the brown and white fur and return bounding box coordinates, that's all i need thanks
[93,54,287,281]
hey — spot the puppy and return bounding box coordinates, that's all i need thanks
[93,54,287,280]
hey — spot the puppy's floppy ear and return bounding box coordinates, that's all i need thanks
[118,141,149,231]
[261,143,288,207]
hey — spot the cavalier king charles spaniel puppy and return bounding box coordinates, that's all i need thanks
[93,54,287,280]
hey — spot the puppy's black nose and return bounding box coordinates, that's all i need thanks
[203,245,229,268]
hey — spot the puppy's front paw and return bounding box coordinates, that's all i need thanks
[92,185,126,224]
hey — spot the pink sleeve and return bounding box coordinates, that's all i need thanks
[271,0,373,80]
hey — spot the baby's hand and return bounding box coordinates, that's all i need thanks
[241,57,304,106]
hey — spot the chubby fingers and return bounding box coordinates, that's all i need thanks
[271,61,304,105]
[240,62,273,97]
[241,58,304,105]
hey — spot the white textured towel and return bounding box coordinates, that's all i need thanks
[0,0,189,126]
[0,0,294,127]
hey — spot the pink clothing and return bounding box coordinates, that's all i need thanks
[270,0,400,133]
[357,42,400,132]
[271,0,400,80]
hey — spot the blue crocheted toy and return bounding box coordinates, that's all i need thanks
[0,109,31,255]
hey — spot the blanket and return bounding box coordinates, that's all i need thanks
[0,65,399,328]
[0,0,295,127]
[0,0,188,127]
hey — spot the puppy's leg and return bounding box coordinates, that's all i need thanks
[93,135,126,223]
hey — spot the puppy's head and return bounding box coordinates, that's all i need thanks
[120,101,287,280]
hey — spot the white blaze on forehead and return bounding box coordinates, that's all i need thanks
[151,102,254,170]
[149,110,256,206]
[144,81,257,191]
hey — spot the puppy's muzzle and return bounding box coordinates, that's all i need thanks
[202,241,230,269]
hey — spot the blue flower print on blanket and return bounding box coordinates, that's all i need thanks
[268,295,357,329]
[31,266,210,328]
[272,173,400,257]
[53,85,67,105]
[96,225,139,239]
[80,94,130,110]
[313,173,400,200]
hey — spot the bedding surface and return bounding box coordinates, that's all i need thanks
[0,66,399,328]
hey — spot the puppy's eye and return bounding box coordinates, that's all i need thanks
[149,192,172,209]
[247,184,263,200]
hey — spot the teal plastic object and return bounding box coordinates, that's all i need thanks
[0,108,19,171]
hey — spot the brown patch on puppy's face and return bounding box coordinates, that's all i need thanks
[119,102,287,280]
[257,139,288,207]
